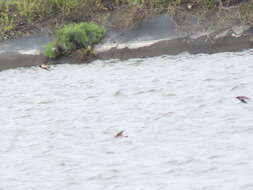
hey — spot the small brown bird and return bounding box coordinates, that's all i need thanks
[236,96,250,104]
[39,64,50,71]
[114,130,128,138]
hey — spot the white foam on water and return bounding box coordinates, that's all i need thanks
[95,39,166,53]
[17,49,41,55]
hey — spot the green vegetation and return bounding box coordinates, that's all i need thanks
[0,0,98,22]
[0,0,247,29]
[129,0,144,4]
[0,0,103,37]
[44,22,106,58]
[0,0,252,40]
[44,42,59,59]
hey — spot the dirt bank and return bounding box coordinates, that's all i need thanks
[0,53,46,71]
[96,33,253,60]
[0,30,252,71]
[0,1,253,71]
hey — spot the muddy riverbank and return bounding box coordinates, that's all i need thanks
[1,27,253,71]
[1,3,253,71]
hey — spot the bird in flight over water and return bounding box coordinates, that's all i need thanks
[114,130,128,138]
[236,96,250,104]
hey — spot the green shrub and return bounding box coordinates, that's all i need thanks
[44,42,59,59]
[44,22,106,58]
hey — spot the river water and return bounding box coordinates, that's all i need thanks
[1,50,253,190]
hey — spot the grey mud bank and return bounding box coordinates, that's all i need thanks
[0,15,253,71]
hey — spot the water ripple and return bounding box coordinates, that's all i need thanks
[1,50,253,190]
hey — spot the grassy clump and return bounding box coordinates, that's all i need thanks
[44,42,59,59]
[129,0,144,4]
[44,22,106,59]
[0,0,100,36]
[0,0,97,21]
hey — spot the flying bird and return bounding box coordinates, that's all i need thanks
[114,130,128,138]
[236,96,250,104]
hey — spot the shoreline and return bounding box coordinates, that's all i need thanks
[0,30,252,71]
[1,2,253,72]
[0,52,46,71]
